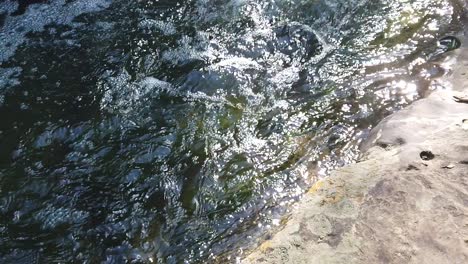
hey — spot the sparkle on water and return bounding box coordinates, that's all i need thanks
[0,0,464,263]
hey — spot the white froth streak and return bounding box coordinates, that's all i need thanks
[0,0,112,62]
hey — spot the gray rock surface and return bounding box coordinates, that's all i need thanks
[243,18,468,264]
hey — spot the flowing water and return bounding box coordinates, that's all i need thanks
[0,0,465,263]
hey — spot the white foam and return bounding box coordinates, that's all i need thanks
[210,57,260,70]
[0,0,112,62]
[139,19,177,35]
[161,34,215,65]
[100,71,176,116]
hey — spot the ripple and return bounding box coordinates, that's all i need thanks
[0,0,464,263]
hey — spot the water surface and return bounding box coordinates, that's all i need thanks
[0,0,464,263]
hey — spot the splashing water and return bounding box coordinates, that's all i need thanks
[0,0,464,263]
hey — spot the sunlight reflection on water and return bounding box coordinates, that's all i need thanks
[0,0,464,263]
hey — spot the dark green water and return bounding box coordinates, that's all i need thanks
[0,0,464,263]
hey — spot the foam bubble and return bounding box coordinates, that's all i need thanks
[139,19,177,35]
